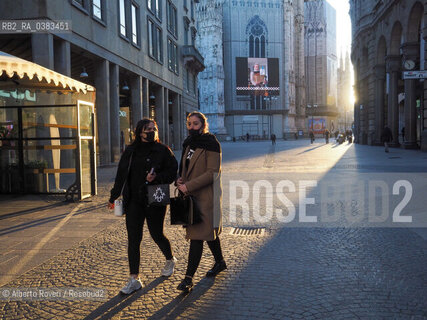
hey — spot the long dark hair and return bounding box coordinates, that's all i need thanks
[133,118,160,144]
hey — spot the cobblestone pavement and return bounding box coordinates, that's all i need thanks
[0,140,426,319]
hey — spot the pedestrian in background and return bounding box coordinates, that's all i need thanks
[176,111,226,292]
[381,126,393,153]
[108,118,178,295]
[401,127,405,142]
[271,133,276,145]
[309,131,315,144]
[324,129,330,144]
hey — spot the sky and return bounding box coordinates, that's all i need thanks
[326,0,352,62]
[326,0,355,104]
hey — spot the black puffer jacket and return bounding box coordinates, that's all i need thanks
[109,142,178,213]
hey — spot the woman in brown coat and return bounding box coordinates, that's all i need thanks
[176,111,226,292]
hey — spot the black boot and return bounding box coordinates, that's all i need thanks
[206,260,227,277]
[177,276,193,292]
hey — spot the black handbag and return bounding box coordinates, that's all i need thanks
[170,190,201,225]
[147,184,170,206]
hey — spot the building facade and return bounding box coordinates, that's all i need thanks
[196,0,226,135]
[337,51,354,132]
[304,0,338,135]
[197,0,306,140]
[0,0,205,165]
[350,0,427,150]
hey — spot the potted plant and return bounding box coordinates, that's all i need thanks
[24,160,48,193]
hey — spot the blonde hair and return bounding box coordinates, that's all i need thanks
[187,111,209,134]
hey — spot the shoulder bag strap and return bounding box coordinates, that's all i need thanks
[120,151,133,196]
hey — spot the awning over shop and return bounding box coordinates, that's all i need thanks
[0,51,94,94]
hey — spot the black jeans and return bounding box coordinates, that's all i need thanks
[185,237,224,278]
[126,200,173,275]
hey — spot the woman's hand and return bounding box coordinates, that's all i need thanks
[108,201,114,209]
[146,172,156,182]
[176,177,184,186]
[177,183,188,194]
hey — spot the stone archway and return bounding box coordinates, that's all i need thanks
[374,36,387,144]
[402,1,424,148]
[389,22,403,55]
[406,2,423,43]
[386,22,403,146]
[354,57,361,143]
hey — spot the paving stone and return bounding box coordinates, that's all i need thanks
[0,141,427,319]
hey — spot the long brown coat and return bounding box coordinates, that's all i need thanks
[181,146,222,241]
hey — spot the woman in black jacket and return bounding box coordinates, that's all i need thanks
[108,118,178,295]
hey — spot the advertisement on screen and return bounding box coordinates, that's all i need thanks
[236,57,279,96]
[309,118,326,134]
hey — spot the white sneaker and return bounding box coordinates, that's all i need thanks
[161,257,177,277]
[120,277,142,295]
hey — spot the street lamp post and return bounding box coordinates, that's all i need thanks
[264,95,278,136]
[344,109,347,132]
[307,104,318,134]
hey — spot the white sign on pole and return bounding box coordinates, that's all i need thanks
[403,71,427,79]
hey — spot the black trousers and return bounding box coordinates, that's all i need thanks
[126,200,173,275]
[185,237,224,278]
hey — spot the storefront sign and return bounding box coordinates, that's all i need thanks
[403,71,427,79]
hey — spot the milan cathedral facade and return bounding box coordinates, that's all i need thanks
[197,0,306,139]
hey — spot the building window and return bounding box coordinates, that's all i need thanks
[119,0,126,37]
[191,27,196,46]
[247,15,268,58]
[192,73,197,95]
[156,27,163,62]
[247,15,268,110]
[148,20,156,58]
[71,0,90,13]
[191,0,194,21]
[184,68,189,91]
[93,0,102,19]
[168,38,179,74]
[167,1,178,38]
[188,70,194,93]
[148,19,154,57]
[148,19,163,63]
[148,0,161,20]
[131,3,139,45]
[155,0,161,19]
[184,20,189,45]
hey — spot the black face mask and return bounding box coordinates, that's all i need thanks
[142,131,155,142]
[189,129,201,136]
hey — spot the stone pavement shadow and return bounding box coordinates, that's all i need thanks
[148,277,215,319]
[0,204,105,236]
[0,201,69,220]
[83,277,167,320]
[296,144,326,154]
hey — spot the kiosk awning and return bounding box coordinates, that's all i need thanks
[0,51,94,94]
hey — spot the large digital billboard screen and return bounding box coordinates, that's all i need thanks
[309,118,326,134]
[236,57,279,96]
